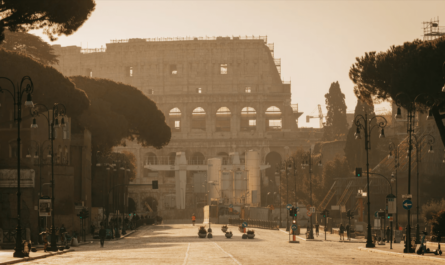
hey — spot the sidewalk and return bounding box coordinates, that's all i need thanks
[281,227,366,243]
[358,241,445,263]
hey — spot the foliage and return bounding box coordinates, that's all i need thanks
[432,210,445,237]
[0,49,89,120]
[70,76,171,154]
[323,81,348,141]
[349,37,445,145]
[421,199,445,223]
[1,30,58,64]
[0,0,96,43]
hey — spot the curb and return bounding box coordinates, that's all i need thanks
[0,249,75,265]
[358,247,445,263]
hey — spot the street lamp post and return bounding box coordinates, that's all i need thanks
[301,148,322,240]
[0,76,34,258]
[354,113,387,248]
[275,166,282,228]
[31,103,67,252]
[388,142,399,229]
[410,133,435,244]
[394,92,430,253]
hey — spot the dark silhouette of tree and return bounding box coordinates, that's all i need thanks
[349,37,445,146]
[1,30,58,64]
[70,76,171,154]
[0,49,89,119]
[432,209,445,237]
[0,0,96,43]
[323,81,348,141]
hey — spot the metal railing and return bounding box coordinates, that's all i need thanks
[110,36,267,44]
[229,218,278,230]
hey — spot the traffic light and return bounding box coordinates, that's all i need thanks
[152,180,158,189]
[323,209,329,218]
[77,208,89,219]
[387,213,392,219]
[355,168,362,177]
[289,207,297,217]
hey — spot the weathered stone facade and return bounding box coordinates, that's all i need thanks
[51,36,322,215]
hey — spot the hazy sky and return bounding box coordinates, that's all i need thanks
[32,0,445,128]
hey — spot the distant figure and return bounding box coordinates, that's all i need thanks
[386,226,390,243]
[99,225,106,247]
[192,213,196,226]
[315,223,320,236]
[339,224,345,241]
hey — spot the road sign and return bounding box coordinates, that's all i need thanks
[306,210,312,217]
[402,194,412,199]
[374,211,378,218]
[242,222,248,228]
[287,204,293,210]
[291,224,297,231]
[229,204,233,208]
[402,199,413,210]
[310,207,315,213]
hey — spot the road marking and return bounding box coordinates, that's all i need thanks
[280,229,306,241]
[182,243,190,265]
[213,242,242,265]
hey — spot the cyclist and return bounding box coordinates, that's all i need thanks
[192,213,196,226]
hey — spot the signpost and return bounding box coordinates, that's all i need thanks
[286,204,292,210]
[242,222,248,228]
[402,200,413,210]
[39,198,51,217]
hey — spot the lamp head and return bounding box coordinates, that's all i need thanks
[24,93,34,108]
[395,107,402,119]
[31,118,38,129]
[379,128,385,138]
[427,109,434,120]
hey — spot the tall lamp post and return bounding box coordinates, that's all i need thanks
[410,133,435,244]
[31,103,67,252]
[354,113,387,248]
[394,92,429,253]
[388,142,399,229]
[0,76,34,258]
[301,148,322,240]
[275,164,283,228]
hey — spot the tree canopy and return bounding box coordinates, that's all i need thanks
[323,81,348,141]
[1,30,58,64]
[0,0,96,43]
[349,37,445,145]
[70,76,171,153]
[0,49,89,119]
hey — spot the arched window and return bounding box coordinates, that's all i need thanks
[143,152,158,178]
[241,107,257,131]
[216,107,231,132]
[266,106,282,131]
[191,107,206,131]
[190,152,205,165]
[217,152,229,165]
[169,107,181,131]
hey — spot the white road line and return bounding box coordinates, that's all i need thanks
[213,242,242,265]
[182,243,190,265]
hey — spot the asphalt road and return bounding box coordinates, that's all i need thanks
[15,224,443,265]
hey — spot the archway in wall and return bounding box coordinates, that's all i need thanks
[142,196,158,213]
[240,107,257,131]
[128,197,136,213]
[264,151,282,206]
[191,107,206,131]
[190,152,205,165]
[169,107,181,131]
[166,152,176,177]
[217,152,229,165]
[265,106,282,131]
[143,152,158,178]
[216,107,231,132]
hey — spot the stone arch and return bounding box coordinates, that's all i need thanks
[142,196,158,212]
[169,107,181,131]
[265,151,282,185]
[215,107,231,132]
[191,107,206,131]
[190,152,205,165]
[143,152,158,178]
[265,106,282,131]
[217,152,229,165]
[241,107,257,131]
[128,197,137,213]
[166,152,176,177]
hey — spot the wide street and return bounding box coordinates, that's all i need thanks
[12,224,444,265]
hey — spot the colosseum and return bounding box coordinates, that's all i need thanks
[51,36,322,218]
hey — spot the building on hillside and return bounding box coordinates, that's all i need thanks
[51,36,323,217]
[0,99,92,243]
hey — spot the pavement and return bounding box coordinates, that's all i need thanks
[1,224,443,264]
[0,229,137,265]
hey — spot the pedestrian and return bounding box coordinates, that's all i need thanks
[192,213,196,226]
[315,223,319,236]
[40,230,48,252]
[99,225,106,247]
[386,226,390,243]
[339,224,345,241]
[346,224,350,240]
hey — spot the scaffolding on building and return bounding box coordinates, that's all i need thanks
[423,17,445,41]
[110,35,268,44]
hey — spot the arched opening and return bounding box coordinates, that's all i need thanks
[128,197,137,213]
[142,196,158,212]
[264,151,282,206]
[217,152,229,165]
[191,107,206,131]
[169,107,181,131]
[166,152,176,177]
[143,152,158,178]
[241,107,257,131]
[190,152,205,165]
[216,107,231,132]
[240,152,246,164]
[266,106,282,131]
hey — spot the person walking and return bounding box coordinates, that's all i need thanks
[315,223,320,236]
[339,224,345,241]
[99,225,106,248]
[192,213,196,226]
[386,226,390,243]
